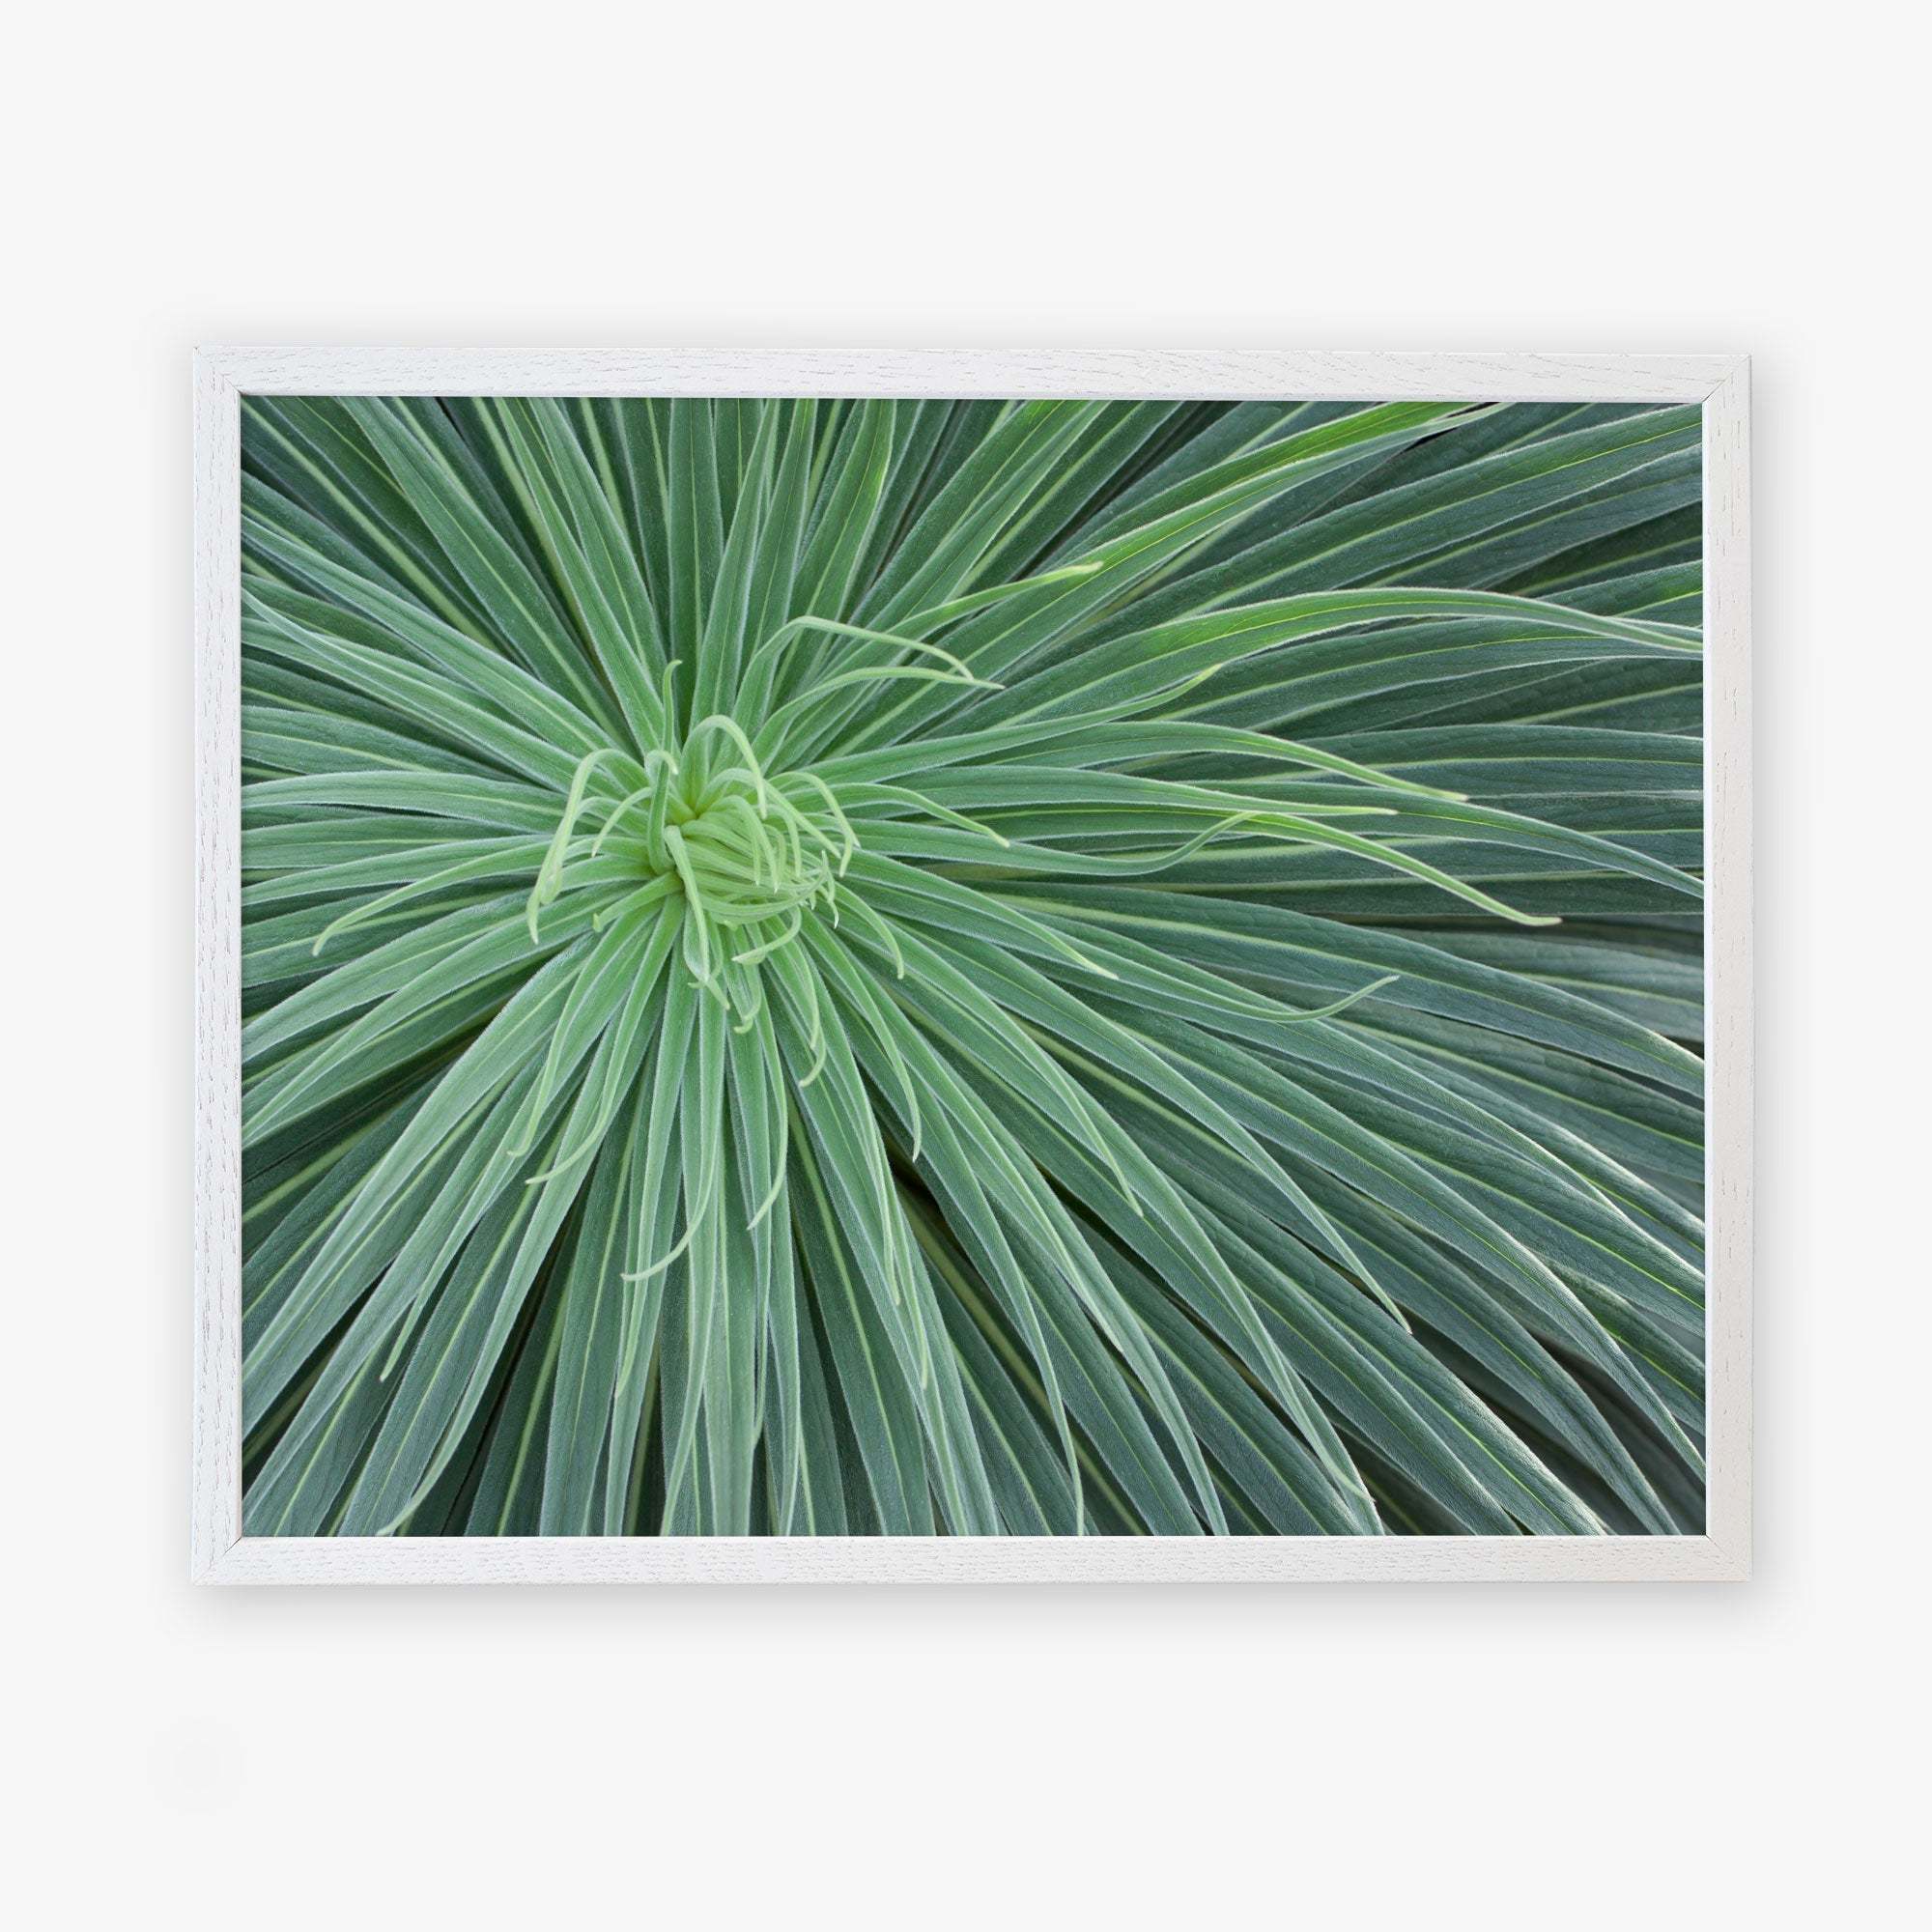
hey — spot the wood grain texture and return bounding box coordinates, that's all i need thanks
[205,1533,1746,1584]
[1701,361,1752,1579]
[192,352,242,1581]
[197,346,1727,402]
[192,348,1751,1584]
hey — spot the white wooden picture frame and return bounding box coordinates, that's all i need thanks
[194,349,1750,1583]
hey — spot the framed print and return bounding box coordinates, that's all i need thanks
[192,349,1749,1582]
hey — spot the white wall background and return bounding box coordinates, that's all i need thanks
[6,3,1920,1923]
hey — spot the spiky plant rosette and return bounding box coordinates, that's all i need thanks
[240,394,1705,1537]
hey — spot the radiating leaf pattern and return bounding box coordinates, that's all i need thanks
[241,394,1704,1536]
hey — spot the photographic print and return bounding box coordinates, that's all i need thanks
[223,373,1719,1555]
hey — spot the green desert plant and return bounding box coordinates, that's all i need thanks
[239,393,1705,1537]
